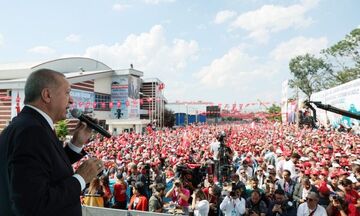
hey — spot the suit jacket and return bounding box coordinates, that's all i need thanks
[0,106,85,216]
[293,184,318,205]
[275,179,297,200]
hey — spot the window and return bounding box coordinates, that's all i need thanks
[94,92,111,111]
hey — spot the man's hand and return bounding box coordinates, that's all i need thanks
[76,158,104,184]
[272,204,282,213]
[71,121,93,148]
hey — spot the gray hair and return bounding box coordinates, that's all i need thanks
[24,69,65,104]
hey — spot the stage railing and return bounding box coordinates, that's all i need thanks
[82,206,173,216]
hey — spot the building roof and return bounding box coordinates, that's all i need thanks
[0,57,113,81]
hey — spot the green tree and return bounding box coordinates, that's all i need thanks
[322,28,360,87]
[267,104,282,122]
[164,108,175,128]
[289,54,331,99]
[55,120,69,141]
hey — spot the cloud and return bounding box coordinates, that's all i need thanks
[28,46,55,55]
[270,36,328,61]
[214,10,237,24]
[65,34,81,43]
[84,25,199,79]
[0,61,42,70]
[192,46,283,103]
[195,47,273,87]
[112,3,131,11]
[230,0,319,43]
[143,0,175,4]
[0,33,3,47]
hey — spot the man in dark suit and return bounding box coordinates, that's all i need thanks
[0,69,104,216]
[275,170,297,200]
[293,176,318,207]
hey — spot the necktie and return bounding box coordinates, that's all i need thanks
[284,182,289,193]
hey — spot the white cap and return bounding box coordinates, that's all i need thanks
[268,165,275,169]
[351,160,360,165]
[332,163,341,168]
[347,176,358,183]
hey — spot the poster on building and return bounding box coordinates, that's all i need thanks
[128,75,140,119]
[111,75,129,119]
[311,78,360,127]
[11,89,25,118]
[69,89,94,117]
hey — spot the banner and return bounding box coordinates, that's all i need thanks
[311,78,360,127]
[111,75,140,119]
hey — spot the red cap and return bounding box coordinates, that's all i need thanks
[318,183,330,195]
[330,172,338,179]
[311,169,320,176]
[320,170,328,176]
[338,169,349,176]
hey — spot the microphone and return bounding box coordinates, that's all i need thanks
[70,109,111,138]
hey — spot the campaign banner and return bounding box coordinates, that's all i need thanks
[128,75,140,119]
[70,89,94,114]
[111,75,129,119]
[111,75,140,119]
[311,78,360,127]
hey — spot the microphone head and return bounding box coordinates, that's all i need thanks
[70,108,82,118]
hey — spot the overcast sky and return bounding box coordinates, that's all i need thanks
[0,0,359,105]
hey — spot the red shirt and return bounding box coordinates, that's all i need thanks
[128,195,148,211]
[345,189,360,204]
[171,188,190,207]
[113,182,127,202]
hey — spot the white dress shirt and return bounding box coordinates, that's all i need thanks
[220,196,246,216]
[297,202,328,216]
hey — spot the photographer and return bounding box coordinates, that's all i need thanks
[165,179,190,215]
[245,190,267,216]
[326,194,349,216]
[149,183,166,213]
[266,189,296,216]
[191,189,210,216]
[220,189,246,216]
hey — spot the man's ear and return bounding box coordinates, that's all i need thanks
[40,88,52,103]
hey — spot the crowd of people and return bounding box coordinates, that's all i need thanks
[77,122,360,216]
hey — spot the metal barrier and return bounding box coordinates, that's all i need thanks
[82,206,173,216]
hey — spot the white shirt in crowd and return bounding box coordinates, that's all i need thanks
[220,196,246,216]
[297,202,328,216]
[210,140,220,160]
[194,200,209,216]
[283,159,297,178]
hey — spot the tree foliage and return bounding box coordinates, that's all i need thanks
[163,108,175,128]
[289,54,331,99]
[266,104,281,122]
[55,120,69,141]
[289,27,360,96]
[322,28,360,86]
